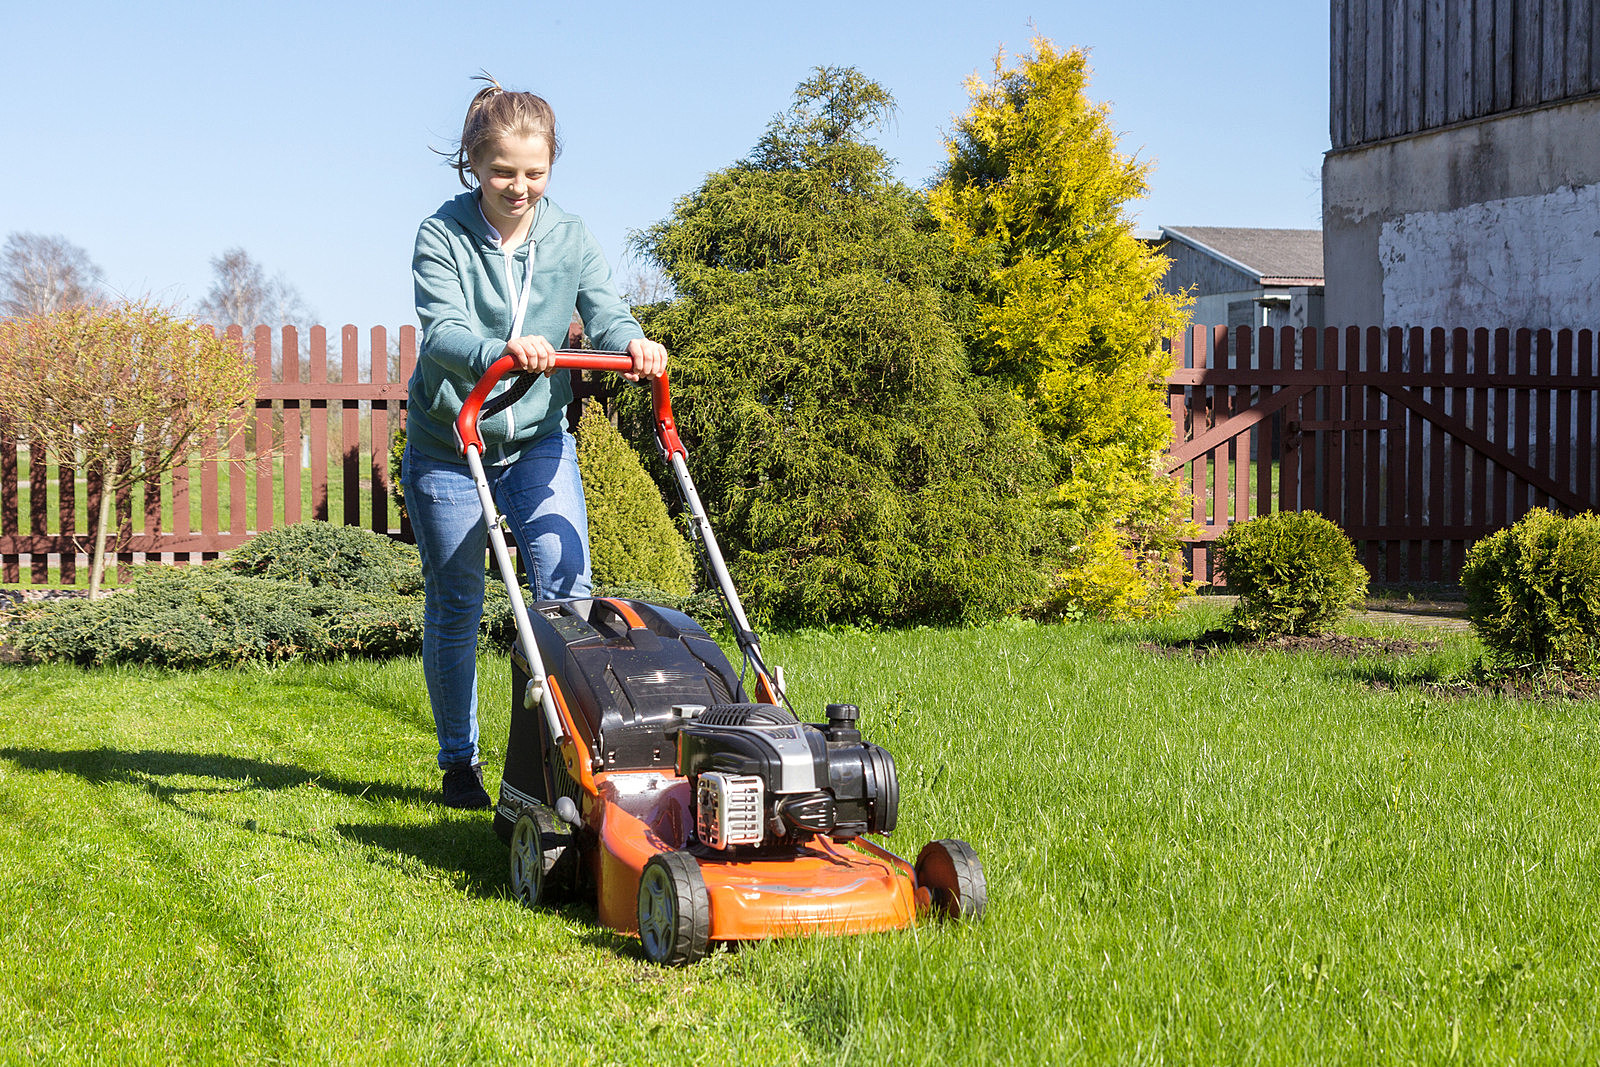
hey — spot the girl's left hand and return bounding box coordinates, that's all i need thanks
[625,338,669,381]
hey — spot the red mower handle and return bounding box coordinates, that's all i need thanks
[454,350,685,461]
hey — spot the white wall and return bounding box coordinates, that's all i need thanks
[1323,95,1600,328]
[1378,183,1600,330]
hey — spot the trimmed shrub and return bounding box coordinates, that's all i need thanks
[389,426,408,522]
[1461,509,1600,670]
[226,520,422,595]
[575,399,696,595]
[5,566,423,668]
[1215,512,1368,636]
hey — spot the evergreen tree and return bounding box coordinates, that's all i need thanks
[629,68,1062,627]
[929,39,1194,617]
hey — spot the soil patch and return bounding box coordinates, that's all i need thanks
[1142,629,1439,660]
[1417,668,1600,702]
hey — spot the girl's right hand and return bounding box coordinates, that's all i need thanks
[504,334,558,375]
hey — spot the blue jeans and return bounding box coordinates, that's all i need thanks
[402,433,591,770]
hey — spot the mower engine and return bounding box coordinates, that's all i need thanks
[675,702,898,849]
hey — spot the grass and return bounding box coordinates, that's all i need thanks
[3,606,1599,1063]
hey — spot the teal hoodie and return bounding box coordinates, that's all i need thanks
[408,190,645,465]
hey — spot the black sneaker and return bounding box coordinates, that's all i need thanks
[441,764,492,809]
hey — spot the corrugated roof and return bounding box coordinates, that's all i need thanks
[1160,226,1324,285]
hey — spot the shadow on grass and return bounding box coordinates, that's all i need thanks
[336,819,509,900]
[0,745,622,924]
[0,746,518,900]
[0,745,433,806]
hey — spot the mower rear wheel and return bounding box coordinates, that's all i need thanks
[637,851,711,966]
[915,838,987,922]
[508,814,546,908]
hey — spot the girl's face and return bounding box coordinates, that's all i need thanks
[471,133,552,238]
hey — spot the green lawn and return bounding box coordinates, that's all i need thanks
[3,607,1598,1063]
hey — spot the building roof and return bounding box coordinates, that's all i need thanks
[1160,226,1324,286]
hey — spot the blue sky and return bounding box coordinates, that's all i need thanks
[1,1,1329,331]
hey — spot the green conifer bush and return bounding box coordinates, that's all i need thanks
[5,566,423,668]
[629,68,1064,627]
[226,520,422,594]
[1461,509,1600,670]
[575,399,696,595]
[1215,512,1368,636]
[929,39,1195,619]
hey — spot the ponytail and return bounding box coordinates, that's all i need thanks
[440,72,561,189]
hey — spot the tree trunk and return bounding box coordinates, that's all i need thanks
[88,451,117,599]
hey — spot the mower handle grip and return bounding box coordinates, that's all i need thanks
[454,349,685,461]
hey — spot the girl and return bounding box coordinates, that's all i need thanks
[404,77,668,808]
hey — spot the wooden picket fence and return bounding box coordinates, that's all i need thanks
[5,322,1600,589]
[0,324,603,586]
[1168,325,1600,584]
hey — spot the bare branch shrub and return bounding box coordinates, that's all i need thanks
[0,301,258,594]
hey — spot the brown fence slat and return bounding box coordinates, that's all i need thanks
[1383,327,1405,581]
[310,326,330,522]
[172,457,191,566]
[114,448,134,581]
[398,325,417,541]
[254,327,274,536]
[1425,328,1447,580]
[1580,331,1595,509]
[371,326,391,535]
[1231,327,1251,525]
[1257,326,1277,518]
[1535,329,1553,510]
[1470,328,1492,557]
[1279,327,1302,514]
[57,450,76,583]
[28,437,48,583]
[1189,327,1211,582]
[342,325,360,527]
[283,325,302,527]
[1555,329,1573,503]
[1513,328,1533,515]
[1,419,17,584]
[1490,329,1511,532]
[142,446,162,568]
[1446,329,1465,579]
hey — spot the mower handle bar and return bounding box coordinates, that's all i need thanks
[452,347,784,710]
[454,350,684,461]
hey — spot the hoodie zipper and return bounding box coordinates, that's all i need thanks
[498,238,537,443]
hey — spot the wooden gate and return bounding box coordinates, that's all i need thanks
[1167,325,1600,585]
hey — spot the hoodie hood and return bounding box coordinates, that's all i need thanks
[438,189,557,250]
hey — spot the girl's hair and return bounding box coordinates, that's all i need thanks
[443,73,561,189]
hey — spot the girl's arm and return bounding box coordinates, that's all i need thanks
[413,219,507,379]
[572,224,667,379]
[572,223,647,354]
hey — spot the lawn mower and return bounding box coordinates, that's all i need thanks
[454,351,986,965]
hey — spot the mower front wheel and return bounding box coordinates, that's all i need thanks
[915,838,987,922]
[637,851,711,966]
